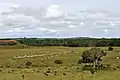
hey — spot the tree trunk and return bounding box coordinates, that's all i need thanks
[93,59,98,69]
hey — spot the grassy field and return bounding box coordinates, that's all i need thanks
[0,46,120,80]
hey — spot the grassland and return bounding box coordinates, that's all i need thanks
[0,46,120,80]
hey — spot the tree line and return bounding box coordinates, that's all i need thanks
[13,37,120,47]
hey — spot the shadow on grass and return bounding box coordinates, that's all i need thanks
[81,64,118,74]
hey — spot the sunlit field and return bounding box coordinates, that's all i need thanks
[0,46,120,80]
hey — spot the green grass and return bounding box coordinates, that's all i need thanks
[0,46,120,80]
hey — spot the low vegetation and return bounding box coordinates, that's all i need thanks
[108,46,113,51]
[0,46,119,80]
[54,60,63,64]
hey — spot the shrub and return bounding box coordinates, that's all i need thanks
[22,75,25,79]
[31,64,39,67]
[116,65,120,69]
[108,46,113,51]
[0,69,2,72]
[77,67,80,69]
[54,70,57,73]
[71,50,74,52]
[90,68,95,74]
[46,70,50,73]
[63,73,66,75]
[26,61,32,66]
[0,65,3,68]
[78,60,82,64]
[44,72,48,76]
[64,67,67,69]
[47,68,50,70]
[17,66,23,69]
[54,60,63,64]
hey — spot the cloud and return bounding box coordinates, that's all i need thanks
[44,4,63,18]
[68,25,78,28]
[0,2,120,38]
[0,3,59,38]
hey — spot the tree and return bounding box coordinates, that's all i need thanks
[17,37,120,47]
[88,40,97,47]
[80,48,107,69]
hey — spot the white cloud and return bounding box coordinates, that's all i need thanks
[44,4,63,18]
[110,21,115,26]
[0,2,120,38]
[79,22,84,27]
[104,29,108,33]
[0,3,59,38]
[11,4,20,8]
[68,25,78,28]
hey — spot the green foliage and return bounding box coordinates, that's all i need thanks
[0,38,120,47]
[26,61,32,66]
[15,37,120,47]
[0,47,119,80]
[108,46,113,51]
[54,60,63,64]
[78,60,82,64]
[81,48,107,64]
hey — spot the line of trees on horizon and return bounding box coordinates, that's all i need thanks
[12,37,120,47]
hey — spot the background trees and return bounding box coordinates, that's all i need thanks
[14,37,120,47]
[0,37,120,47]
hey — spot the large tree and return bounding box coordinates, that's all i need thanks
[80,48,107,68]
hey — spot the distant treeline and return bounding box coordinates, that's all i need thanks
[9,37,120,47]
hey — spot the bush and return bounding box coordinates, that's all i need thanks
[78,60,82,64]
[46,70,50,73]
[90,68,95,74]
[31,64,39,67]
[26,61,32,66]
[108,46,113,51]
[77,67,80,69]
[17,66,23,69]
[63,73,66,75]
[54,60,63,64]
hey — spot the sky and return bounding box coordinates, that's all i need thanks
[0,0,120,38]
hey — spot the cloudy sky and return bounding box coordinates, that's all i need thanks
[0,0,120,38]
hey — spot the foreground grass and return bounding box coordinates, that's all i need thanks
[0,46,120,80]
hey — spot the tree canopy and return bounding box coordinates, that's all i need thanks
[79,48,107,69]
[81,48,107,63]
[16,37,120,47]
[0,37,120,47]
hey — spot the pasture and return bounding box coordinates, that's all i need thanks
[0,46,120,80]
